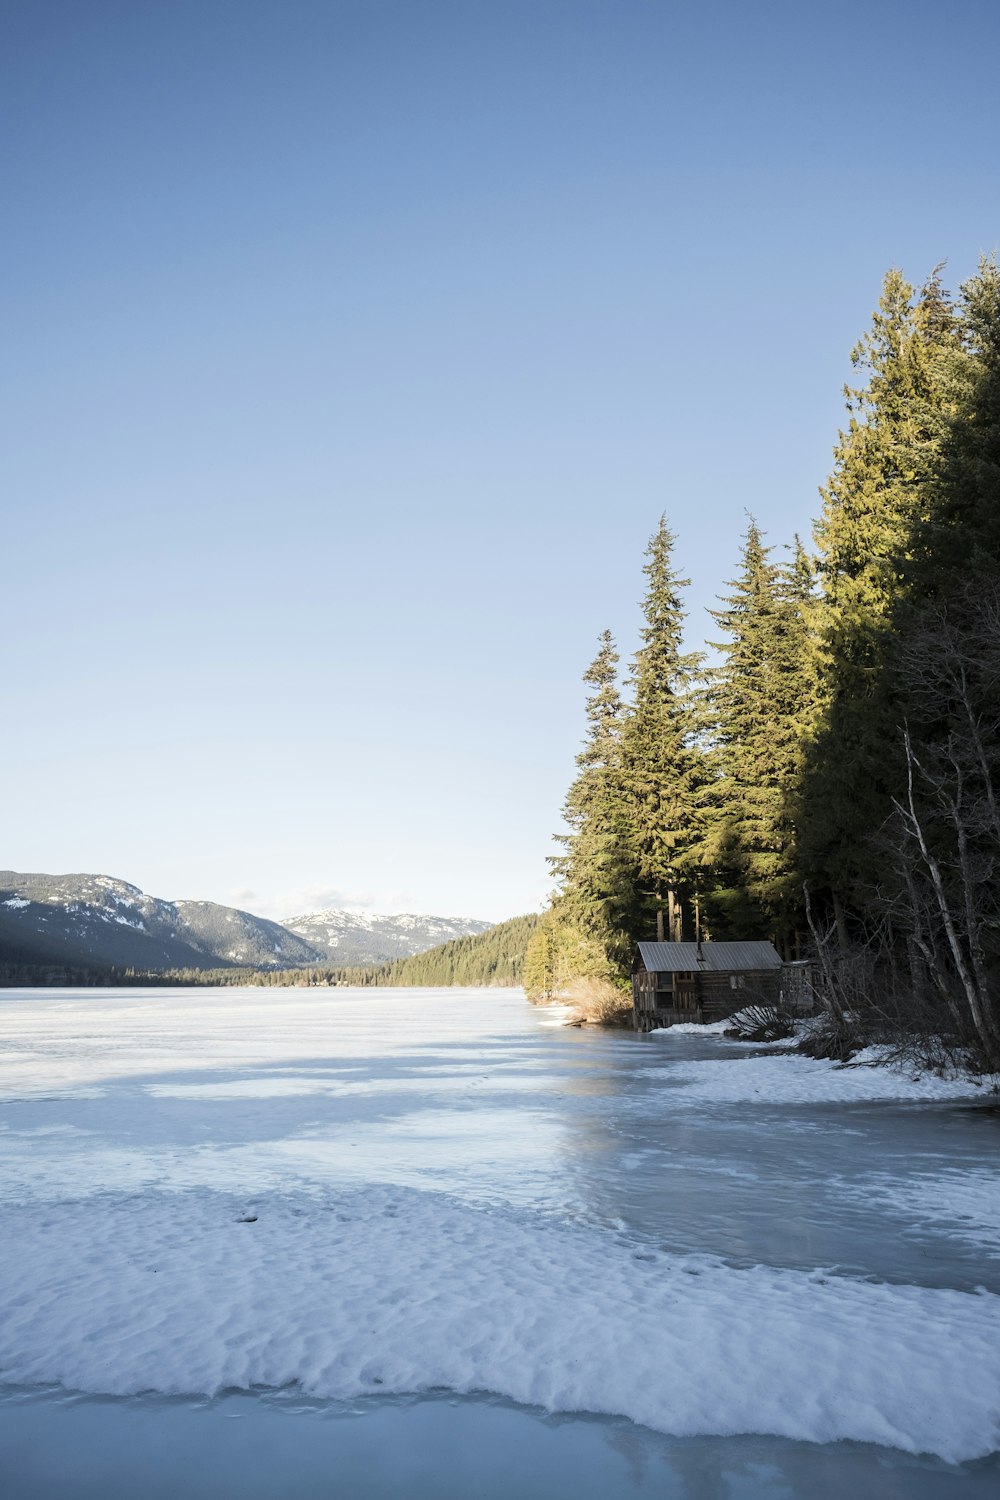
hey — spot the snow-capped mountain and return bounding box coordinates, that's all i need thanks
[282,910,493,966]
[173,900,324,968]
[0,871,325,972]
[0,871,494,974]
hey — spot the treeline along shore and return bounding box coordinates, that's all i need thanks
[0,915,539,992]
[525,261,1000,1073]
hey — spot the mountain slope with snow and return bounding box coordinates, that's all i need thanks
[0,872,325,972]
[0,871,495,974]
[283,910,493,966]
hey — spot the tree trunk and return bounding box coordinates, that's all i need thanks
[897,728,997,1056]
[804,883,847,1024]
[832,892,849,951]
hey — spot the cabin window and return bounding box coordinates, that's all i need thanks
[729,975,746,990]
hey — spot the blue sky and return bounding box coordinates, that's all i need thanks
[3,0,998,921]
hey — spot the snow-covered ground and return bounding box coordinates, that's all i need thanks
[640,1048,992,1105]
[2,988,999,1482]
[5,1182,1000,1464]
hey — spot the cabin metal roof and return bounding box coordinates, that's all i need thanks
[636,940,782,973]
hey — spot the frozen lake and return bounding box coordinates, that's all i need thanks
[2,986,999,1496]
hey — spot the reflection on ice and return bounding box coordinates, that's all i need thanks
[145,1069,553,1099]
[0,1104,564,1204]
[835,1166,1000,1257]
[3,1387,998,1500]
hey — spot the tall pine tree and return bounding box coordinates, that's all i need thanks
[803,267,962,923]
[707,521,812,951]
[904,257,1000,598]
[622,517,706,942]
[550,630,637,959]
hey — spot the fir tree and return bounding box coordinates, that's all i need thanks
[622,516,706,942]
[803,267,962,921]
[707,521,812,950]
[905,257,1000,597]
[522,913,559,1001]
[550,630,636,957]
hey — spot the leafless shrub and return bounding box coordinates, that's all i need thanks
[796,1012,864,1062]
[864,584,1000,1072]
[801,870,999,1076]
[723,1003,796,1043]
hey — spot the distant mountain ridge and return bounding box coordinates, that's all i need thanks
[284,909,492,966]
[149,912,542,990]
[0,871,323,972]
[0,871,493,974]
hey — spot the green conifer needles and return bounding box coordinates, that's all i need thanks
[622,517,706,944]
[707,521,811,947]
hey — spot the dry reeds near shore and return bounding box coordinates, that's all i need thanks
[561,976,634,1028]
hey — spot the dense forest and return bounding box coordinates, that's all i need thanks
[0,917,537,991]
[526,261,1000,1071]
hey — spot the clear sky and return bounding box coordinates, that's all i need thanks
[3,0,998,922]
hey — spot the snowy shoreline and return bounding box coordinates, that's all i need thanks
[648,1021,999,1104]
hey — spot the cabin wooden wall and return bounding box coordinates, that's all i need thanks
[632,966,786,1030]
[632,967,672,1027]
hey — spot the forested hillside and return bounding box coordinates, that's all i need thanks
[531,259,1000,1071]
[350,913,538,986]
[0,872,494,977]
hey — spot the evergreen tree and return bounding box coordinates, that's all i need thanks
[550,630,636,957]
[865,260,1000,1057]
[622,516,706,942]
[522,913,559,1001]
[803,267,962,920]
[707,522,812,949]
[905,257,1000,597]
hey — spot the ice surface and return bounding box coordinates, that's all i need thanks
[837,1167,1000,1257]
[2,987,1000,1472]
[6,1388,997,1500]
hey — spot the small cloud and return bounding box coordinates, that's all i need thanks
[229,885,426,921]
[372,888,420,915]
[253,886,381,920]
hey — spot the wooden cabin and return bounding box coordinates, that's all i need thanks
[632,940,784,1031]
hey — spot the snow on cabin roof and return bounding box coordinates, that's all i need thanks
[636,940,782,973]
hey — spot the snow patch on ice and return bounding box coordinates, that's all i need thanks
[535,1004,578,1028]
[146,1076,350,1100]
[641,1051,990,1105]
[145,1071,546,1101]
[650,1020,732,1035]
[2,1185,999,1464]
